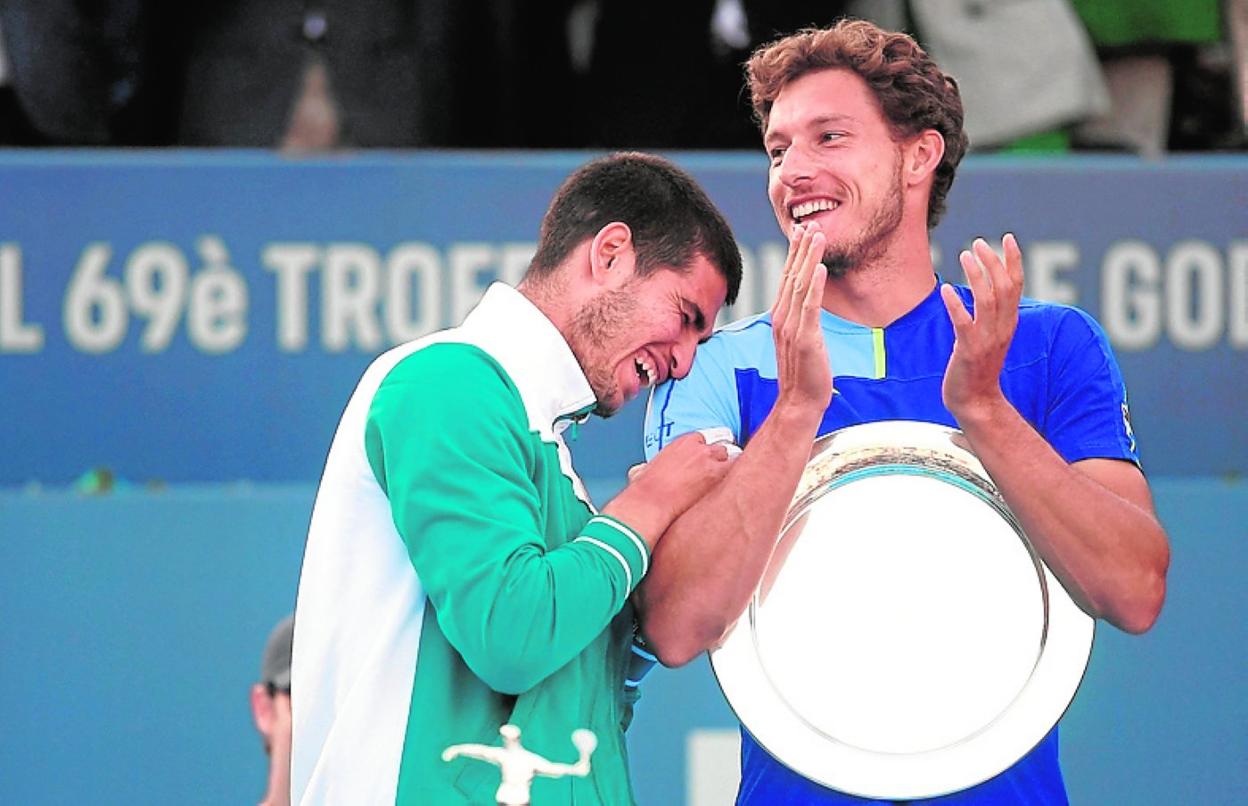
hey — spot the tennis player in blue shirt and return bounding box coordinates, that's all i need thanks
[637,18,1171,806]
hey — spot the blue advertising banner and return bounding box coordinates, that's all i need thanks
[0,151,1244,484]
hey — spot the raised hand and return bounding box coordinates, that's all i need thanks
[939,234,1024,423]
[604,431,731,547]
[771,223,833,411]
[633,431,732,521]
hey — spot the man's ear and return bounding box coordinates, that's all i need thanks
[251,683,275,739]
[904,129,945,188]
[589,221,635,287]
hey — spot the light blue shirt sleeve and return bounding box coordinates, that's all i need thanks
[642,334,743,461]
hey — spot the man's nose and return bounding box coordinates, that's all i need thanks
[777,144,814,187]
[670,338,698,381]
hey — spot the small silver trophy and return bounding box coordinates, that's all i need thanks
[442,724,598,806]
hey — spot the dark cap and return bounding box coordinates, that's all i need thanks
[259,614,294,691]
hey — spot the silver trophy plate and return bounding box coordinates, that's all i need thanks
[710,420,1093,800]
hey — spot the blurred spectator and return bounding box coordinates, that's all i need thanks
[905,0,1111,152]
[2,0,1240,152]
[0,0,159,145]
[159,1,582,150]
[161,1,464,148]
[1232,0,1248,140]
[251,614,293,806]
[465,1,583,148]
[583,1,754,148]
[579,1,867,149]
[1069,0,1242,154]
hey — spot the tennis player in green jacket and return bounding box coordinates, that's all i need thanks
[291,152,743,805]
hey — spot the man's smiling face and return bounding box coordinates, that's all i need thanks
[568,254,726,417]
[765,67,906,275]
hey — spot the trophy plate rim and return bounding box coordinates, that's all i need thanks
[709,420,1094,800]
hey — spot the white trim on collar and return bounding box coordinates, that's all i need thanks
[459,283,597,437]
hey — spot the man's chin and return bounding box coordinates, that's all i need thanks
[593,400,620,418]
[823,247,860,278]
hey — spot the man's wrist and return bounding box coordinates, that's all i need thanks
[767,394,826,438]
[950,390,1010,429]
[601,488,668,550]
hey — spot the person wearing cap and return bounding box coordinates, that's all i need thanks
[250,614,293,806]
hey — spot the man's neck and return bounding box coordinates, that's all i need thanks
[820,235,937,327]
[259,749,291,806]
[517,275,575,341]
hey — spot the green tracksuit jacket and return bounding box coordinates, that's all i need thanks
[291,283,651,805]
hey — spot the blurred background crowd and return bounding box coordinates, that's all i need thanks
[0,0,1245,157]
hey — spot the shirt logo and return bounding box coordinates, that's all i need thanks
[644,422,675,452]
[1121,398,1136,454]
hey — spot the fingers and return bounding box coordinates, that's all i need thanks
[673,431,730,462]
[793,230,825,299]
[1003,232,1024,289]
[959,242,990,315]
[950,235,1024,359]
[795,258,828,337]
[802,247,827,315]
[789,228,815,297]
[973,237,1013,305]
[772,224,822,327]
[940,282,972,331]
[960,235,1024,321]
[771,224,805,321]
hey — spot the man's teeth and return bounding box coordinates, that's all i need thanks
[634,357,656,385]
[792,199,839,220]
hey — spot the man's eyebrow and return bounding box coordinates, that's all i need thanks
[765,113,856,148]
[809,113,855,128]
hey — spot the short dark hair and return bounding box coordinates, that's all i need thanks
[747,19,969,230]
[527,152,742,304]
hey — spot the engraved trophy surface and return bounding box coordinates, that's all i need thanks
[442,724,598,806]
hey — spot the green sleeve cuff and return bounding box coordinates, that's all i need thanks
[574,514,650,596]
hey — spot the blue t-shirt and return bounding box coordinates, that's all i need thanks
[642,281,1138,806]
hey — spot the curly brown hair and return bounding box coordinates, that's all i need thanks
[746,19,969,230]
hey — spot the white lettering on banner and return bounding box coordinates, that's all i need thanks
[0,244,44,352]
[124,242,188,352]
[64,243,128,353]
[322,243,383,352]
[1166,241,1223,350]
[1026,241,1080,305]
[1102,239,1247,351]
[1103,241,1163,351]
[17,237,1246,358]
[448,243,498,325]
[263,243,319,352]
[265,241,534,352]
[189,237,248,353]
[1232,242,1248,348]
[385,243,442,343]
[64,239,251,355]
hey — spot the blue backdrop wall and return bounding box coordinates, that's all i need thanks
[1,152,1245,804]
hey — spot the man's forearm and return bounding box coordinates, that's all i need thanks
[957,397,1170,633]
[637,402,823,666]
